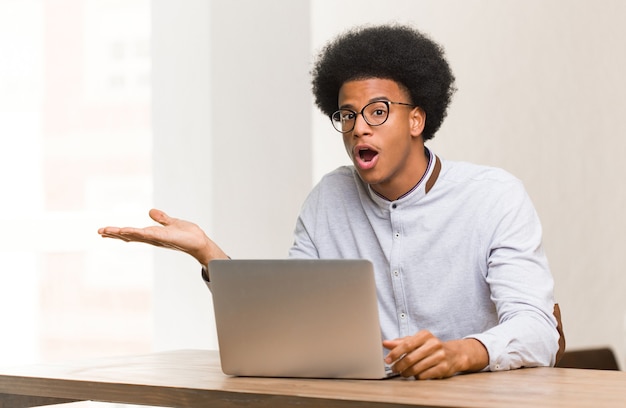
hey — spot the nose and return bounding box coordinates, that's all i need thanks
[352,112,372,137]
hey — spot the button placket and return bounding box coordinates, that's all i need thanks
[389,206,410,336]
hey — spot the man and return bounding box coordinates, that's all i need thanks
[99,24,562,380]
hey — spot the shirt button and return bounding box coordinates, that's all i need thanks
[391,203,397,209]
[393,270,399,277]
[400,313,406,319]
[394,232,400,238]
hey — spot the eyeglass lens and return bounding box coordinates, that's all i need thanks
[332,101,389,132]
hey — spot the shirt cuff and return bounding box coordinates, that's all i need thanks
[201,265,209,280]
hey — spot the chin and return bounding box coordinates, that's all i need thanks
[356,171,384,187]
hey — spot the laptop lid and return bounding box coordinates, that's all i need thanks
[208,259,392,379]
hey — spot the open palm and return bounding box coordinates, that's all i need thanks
[98,209,226,265]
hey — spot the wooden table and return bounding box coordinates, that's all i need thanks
[0,349,625,408]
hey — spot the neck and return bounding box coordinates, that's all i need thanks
[371,147,430,201]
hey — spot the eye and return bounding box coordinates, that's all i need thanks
[371,108,386,117]
[365,101,389,118]
[341,111,356,121]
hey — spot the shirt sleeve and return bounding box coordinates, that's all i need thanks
[288,185,321,260]
[201,266,211,290]
[467,180,559,370]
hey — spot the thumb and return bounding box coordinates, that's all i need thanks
[382,339,401,349]
[148,208,173,226]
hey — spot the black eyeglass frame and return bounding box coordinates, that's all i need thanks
[330,100,416,133]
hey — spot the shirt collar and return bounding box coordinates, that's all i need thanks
[367,147,442,206]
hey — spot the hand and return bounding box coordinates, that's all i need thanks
[98,208,228,266]
[383,330,488,380]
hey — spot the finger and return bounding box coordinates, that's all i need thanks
[100,233,132,242]
[382,339,400,349]
[415,365,447,380]
[392,348,425,376]
[396,339,448,379]
[413,353,452,380]
[101,232,167,248]
[149,208,174,226]
[101,229,191,253]
[384,336,422,364]
[98,227,121,235]
[100,231,149,243]
[101,227,156,241]
[383,341,404,364]
[394,347,436,377]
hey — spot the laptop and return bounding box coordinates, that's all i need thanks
[207,259,395,379]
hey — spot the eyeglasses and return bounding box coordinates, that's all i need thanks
[330,100,416,133]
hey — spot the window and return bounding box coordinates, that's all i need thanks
[0,0,153,365]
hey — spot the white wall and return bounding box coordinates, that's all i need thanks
[152,0,311,350]
[153,0,626,368]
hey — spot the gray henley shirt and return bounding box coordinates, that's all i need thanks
[288,149,559,371]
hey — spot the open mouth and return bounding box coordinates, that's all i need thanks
[358,148,378,162]
[353,146,379,170]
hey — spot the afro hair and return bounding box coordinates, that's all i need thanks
[311,24,456,141]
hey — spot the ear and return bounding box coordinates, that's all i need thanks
[409,107,426,138]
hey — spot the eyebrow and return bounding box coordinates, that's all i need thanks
[339,96,389,110]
